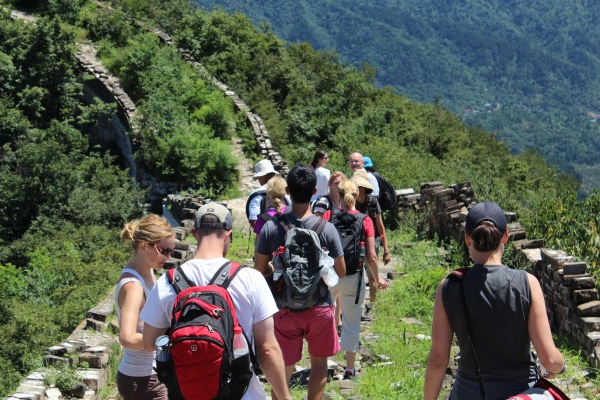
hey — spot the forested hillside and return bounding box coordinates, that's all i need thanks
[192,0,600,193]
[0,0,239,394]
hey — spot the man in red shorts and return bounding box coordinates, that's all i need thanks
[254,164,346,400]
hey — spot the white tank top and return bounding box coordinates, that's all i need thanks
[114,268,156,377]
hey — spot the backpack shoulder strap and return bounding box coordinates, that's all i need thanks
[355,212,367,241]
[448,267,469,281]
[167,266,196,294]
[209,261,247,290]
[258,210,275,223]
[277,213,295,232]
[367,194,379,208]
[311,216,327,236]
[259,195,268,214]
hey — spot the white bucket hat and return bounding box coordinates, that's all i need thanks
[252,159,277,180]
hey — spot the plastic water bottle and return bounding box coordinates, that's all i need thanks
[233,328,249,358]
[357,241,366,271]
[155,335,170,362]
[273,247,284,281]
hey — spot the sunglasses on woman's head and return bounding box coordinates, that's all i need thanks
[155,245,175,257]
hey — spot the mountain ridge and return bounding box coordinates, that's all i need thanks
[192,0,600,193]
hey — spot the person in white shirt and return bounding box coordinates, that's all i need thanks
[141,203,291,400]
[310,150,331,202]
[348,152,379,197]
[247,159,278,229]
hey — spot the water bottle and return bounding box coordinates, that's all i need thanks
[233,328,249,359]
[273,246,284,281]
[155,335,170,362]
[272,247,285,294]
[357,241,366,271]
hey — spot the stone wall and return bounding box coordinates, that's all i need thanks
[159,194,244,270]
[394,181,600,369]
[5,293,118,400]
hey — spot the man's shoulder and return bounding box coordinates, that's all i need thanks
[247,187,267,204]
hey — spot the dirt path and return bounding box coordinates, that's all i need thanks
[228,137,260,233]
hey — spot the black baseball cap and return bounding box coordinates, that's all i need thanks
[465,202,507,234]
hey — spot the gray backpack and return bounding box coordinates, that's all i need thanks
[271,215,328,311]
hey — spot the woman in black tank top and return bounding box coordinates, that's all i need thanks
[424,202,565,400]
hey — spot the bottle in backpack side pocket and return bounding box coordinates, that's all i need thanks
[233,327,249,358]
[357,241,365,271]
[272,246,285,294]
[155,335,170,362]
[155,334,180,397]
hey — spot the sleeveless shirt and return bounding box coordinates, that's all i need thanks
[114,268,156,377]
[442,264,538,399]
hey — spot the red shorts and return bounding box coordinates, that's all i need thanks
[274,304,340,365]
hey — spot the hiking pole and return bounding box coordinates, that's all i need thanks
[247,225,252,253]
[355,274,362,304]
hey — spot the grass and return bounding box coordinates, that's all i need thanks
[183,223,600,399]
[357,230,451,399]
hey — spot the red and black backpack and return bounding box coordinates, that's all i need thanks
[156,262,259,400]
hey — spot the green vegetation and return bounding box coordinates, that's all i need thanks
[109,0,578,225]
[1,0,599,397]
[43,360,85,394]
[192,0,600,193]
[528,192,600,282]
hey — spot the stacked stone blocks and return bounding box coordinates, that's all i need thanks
[6,292,117,400]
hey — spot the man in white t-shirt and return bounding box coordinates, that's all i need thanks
[141,203,291,400]
[348,152,379,197]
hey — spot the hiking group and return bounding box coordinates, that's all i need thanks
[248,152,391,399]
[114,151,392,400]
[114,150,567,400]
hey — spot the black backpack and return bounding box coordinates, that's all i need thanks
[331,210,366,276]
[373,172,397,211]
[356,195,381,237]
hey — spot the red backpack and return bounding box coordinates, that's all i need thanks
[157,262,259,400]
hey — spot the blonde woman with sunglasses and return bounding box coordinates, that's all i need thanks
[116,214,175,400]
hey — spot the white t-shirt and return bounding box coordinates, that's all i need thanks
[367,172,380,197]
[140,258,278,400]
[312,167,331,202]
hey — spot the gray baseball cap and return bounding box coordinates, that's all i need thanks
[194,202,233,230]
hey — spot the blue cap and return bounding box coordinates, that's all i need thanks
[465,202,507,234]
[363,156,373,168]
